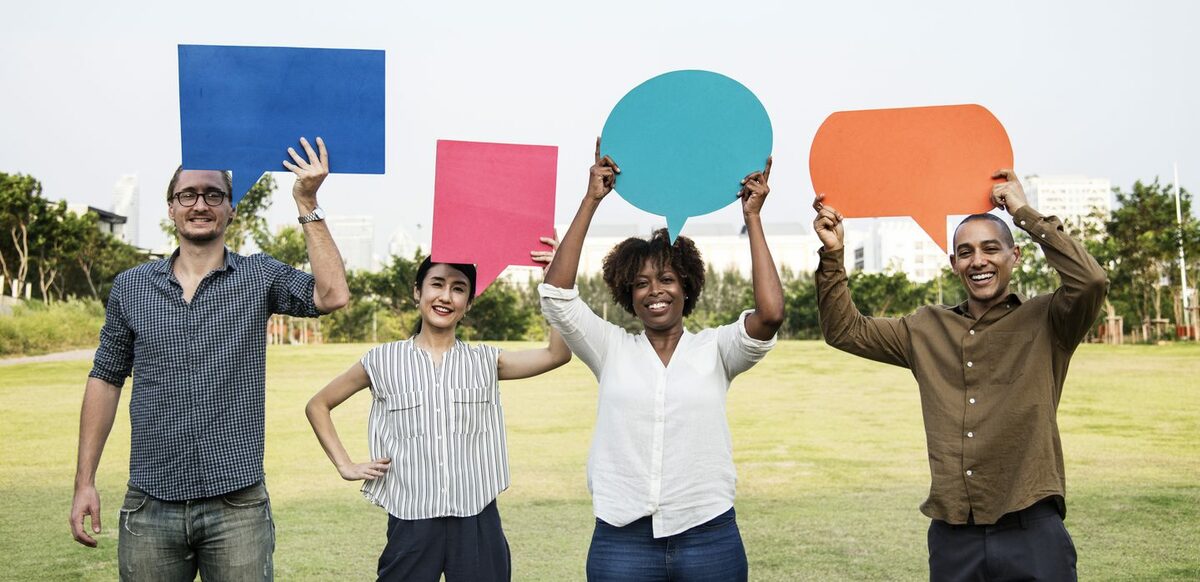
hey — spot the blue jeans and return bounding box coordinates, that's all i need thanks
[586,507,748,582]
[117,481,275,582]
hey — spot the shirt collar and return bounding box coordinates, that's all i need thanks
[156,247,239,275]
[952,293,1024,319]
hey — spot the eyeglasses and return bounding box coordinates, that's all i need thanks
[172,189,228,207]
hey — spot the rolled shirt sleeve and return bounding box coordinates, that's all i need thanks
[717,309,777,380]
[89,272,134,387]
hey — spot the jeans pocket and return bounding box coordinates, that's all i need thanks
[221,482,270,508]
[119,488,150,537]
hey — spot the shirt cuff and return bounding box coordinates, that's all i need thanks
[736,309,777,349]
[538,282,580,301]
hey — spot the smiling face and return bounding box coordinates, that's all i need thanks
[630,258,687,332]
[951,218,1021,311]
[167,170,234,244]
[413,263,473,333]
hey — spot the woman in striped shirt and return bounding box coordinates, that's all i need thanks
[306,243,570,582]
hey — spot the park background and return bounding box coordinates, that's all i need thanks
[3,0,1200,580]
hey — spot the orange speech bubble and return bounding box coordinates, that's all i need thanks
[809,104,1013,253]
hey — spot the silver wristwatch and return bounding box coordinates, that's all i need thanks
[298,206,326,224]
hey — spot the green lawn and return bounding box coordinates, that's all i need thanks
[2,342,1198,580]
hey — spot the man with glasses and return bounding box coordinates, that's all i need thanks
[69,137,350,581]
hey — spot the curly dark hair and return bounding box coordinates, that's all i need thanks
[602,228,706,317]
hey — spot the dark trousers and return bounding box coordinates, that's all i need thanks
[586,507,748,582]
[928,499,1078,582]
[377,500,510,582]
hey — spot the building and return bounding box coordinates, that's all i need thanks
[850,217,951,282]
[112,174,139,246]
[325,215,376,272]
[1024,175,1112,229]
[66,203,129,240]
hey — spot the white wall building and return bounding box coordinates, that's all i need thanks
[1024,175,1112,229]
[112,174,139,246]
[326,215,376,272]
[851,218,951,282]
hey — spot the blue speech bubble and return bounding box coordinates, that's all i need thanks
[179,45,385,206]
[601,70,772,240]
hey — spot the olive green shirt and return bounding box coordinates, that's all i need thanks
[815,206,1108,525]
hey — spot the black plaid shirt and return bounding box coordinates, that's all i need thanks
[90,249,320,501]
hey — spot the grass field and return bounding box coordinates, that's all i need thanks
[2,341,1198,580]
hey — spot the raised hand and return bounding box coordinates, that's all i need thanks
[531,235,559,273]
[283,136,330,209]
[587,137,620,201]
[812,193,845,251]
[990,169,1028,215]
[739,157,772,217]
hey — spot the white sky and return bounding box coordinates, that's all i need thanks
[2,0,1197,254]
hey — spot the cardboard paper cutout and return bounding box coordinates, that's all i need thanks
[431,140,558,295]
[809,104,1013,252]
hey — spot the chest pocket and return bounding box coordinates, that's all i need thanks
[451,387,495,435]
[984,331,1033,385]
[381,391,425,441]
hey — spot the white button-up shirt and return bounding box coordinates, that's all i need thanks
[539,283,776,537]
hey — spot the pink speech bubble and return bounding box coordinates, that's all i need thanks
[431,140,558,295]
[810,104,1013,253]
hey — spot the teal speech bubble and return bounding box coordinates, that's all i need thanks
[601,70,773,240]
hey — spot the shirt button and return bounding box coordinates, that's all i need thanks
[966,470,973,476]
[1020,220,1026,226]
[967,432,974,438]
[1040,233,1046,238]
[967,361,974,368]
[969,330,975,335]
[969,398,976,404]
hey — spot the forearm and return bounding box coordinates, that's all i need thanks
[74,378,121,489]
[544,196,601,289]
[305,399,356,471]
[815,248,910,366]
[301,219,350,313]
[744,213,784,334]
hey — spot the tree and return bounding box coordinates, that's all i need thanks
[1103,179,1200,333]
[0,173,45,297]
[68,220,146,302]
[30,200,90,302]
[462,282,535,341]
[258,225,308,268]
[1010,231,1060,298]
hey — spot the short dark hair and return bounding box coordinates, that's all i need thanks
[602,228,705,317]
[953,213,1015,249]
[166,166,233,202]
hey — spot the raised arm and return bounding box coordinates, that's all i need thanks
[544,138,620,289]
[499,236,572,380]
[284,136,350,313]
[739,157,785,340]
[991,169,1108,348]
[812,194,912,368]
[305,363,390,481]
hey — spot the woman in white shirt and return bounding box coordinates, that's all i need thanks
[306,246,570,582]
[541,140,784,581]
